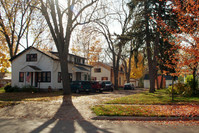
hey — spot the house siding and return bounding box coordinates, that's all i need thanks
[91,65,111,81]
[11,48,54,88]
[11,47,91,90]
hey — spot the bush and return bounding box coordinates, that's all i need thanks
[22,85,38,93]
[185,75,198,90]
[167,83,192,97]
[4,83,14,92]
[4,84,38,93]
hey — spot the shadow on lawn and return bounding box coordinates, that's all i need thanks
[30,95,110,133]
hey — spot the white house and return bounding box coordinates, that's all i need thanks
[91,62,112,81]
[10,47,92,90]
[144,74,178,88]
[90,62,125,87]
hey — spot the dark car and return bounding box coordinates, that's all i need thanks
[123,83,134,90]
[91,81,103,93]
[100,81,114,92]
[70,81,91,93]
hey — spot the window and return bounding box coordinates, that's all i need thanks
[94,68,101,73]
[91,77,97,81]
[69,73,72,81]
[37,72,51,82]
[58,72,72,82]
[58,72,62,83]
[101,77,108,81]
[82,59,85,64]
[26,54,37,62]
[74,57,81,64]
[19,72,24,82]
[38,72,41,82]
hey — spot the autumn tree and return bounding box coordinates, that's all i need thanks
[0,0,45,58]
[39,0,105,95]
[126,53,145,79]
[167,0,199,95]
[0,32,10,72]
[122,1,145,83]
[71,26,103,64]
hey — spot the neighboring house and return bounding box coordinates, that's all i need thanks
[128,78,139,87]
[10,47,92,90]
[91,62,125,87]
[0,73,11,87]
[144,74,178,88]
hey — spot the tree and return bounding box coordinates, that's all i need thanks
[0,0,42,58]
[130,53,145,79]
[160,0,199,95]
[71,26,103,64]
[94,0,133,89]
[122,1,145,83]
[39,0,103,95]
[174,0,199,95]
[0,32,10,72]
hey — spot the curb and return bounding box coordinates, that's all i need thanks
[91,116,199,121]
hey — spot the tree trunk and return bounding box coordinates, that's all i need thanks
[145,1,155,93]
[59,52,71,95]
[114,69,119,90]
[156,74,159,90]
[160,74,164,89]
[171,76,174,101]
[193,69,197,95]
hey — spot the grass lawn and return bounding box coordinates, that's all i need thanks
[92,104,199,117]
[92,89,199,117]
[105,89,199,105]
[0,87,5,93]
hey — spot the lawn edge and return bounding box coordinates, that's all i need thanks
[91,116,199,121]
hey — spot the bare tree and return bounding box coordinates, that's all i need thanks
[93,0,133,89]
[0,0,43,58]
[39,0,104,95]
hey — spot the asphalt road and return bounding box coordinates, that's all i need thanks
[0,118,198,133]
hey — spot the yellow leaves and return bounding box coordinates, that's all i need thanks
[0,31,10,72]
[130,54,145,79]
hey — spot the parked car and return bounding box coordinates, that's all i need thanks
[99,81,114,92]
[91,81,103,93]
[70,81,91,93]
[123,83,134,90]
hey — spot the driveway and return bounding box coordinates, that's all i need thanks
[0,88,199,133]
[0,88,147,120]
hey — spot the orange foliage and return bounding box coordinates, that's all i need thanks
[160,0,199,75]
[0,33,10,72]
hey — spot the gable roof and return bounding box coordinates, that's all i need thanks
[9,46,59,61]
[144,74,178,80]
[91,62,112,71]
[9,46,87,62]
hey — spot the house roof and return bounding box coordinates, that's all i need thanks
[9,46,59,61]
[21,65,42,72]
[144,74,178,80]
[28,65,42,71]
[91,62,112,71]
[74,66,90,72]
[9,47,92,67]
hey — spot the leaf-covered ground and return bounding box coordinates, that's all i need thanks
[105,89,199,105]
[92,104,199,117]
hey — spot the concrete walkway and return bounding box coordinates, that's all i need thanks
[0,118,199,133]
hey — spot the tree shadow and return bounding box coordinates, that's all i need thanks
[30,95,111,133]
